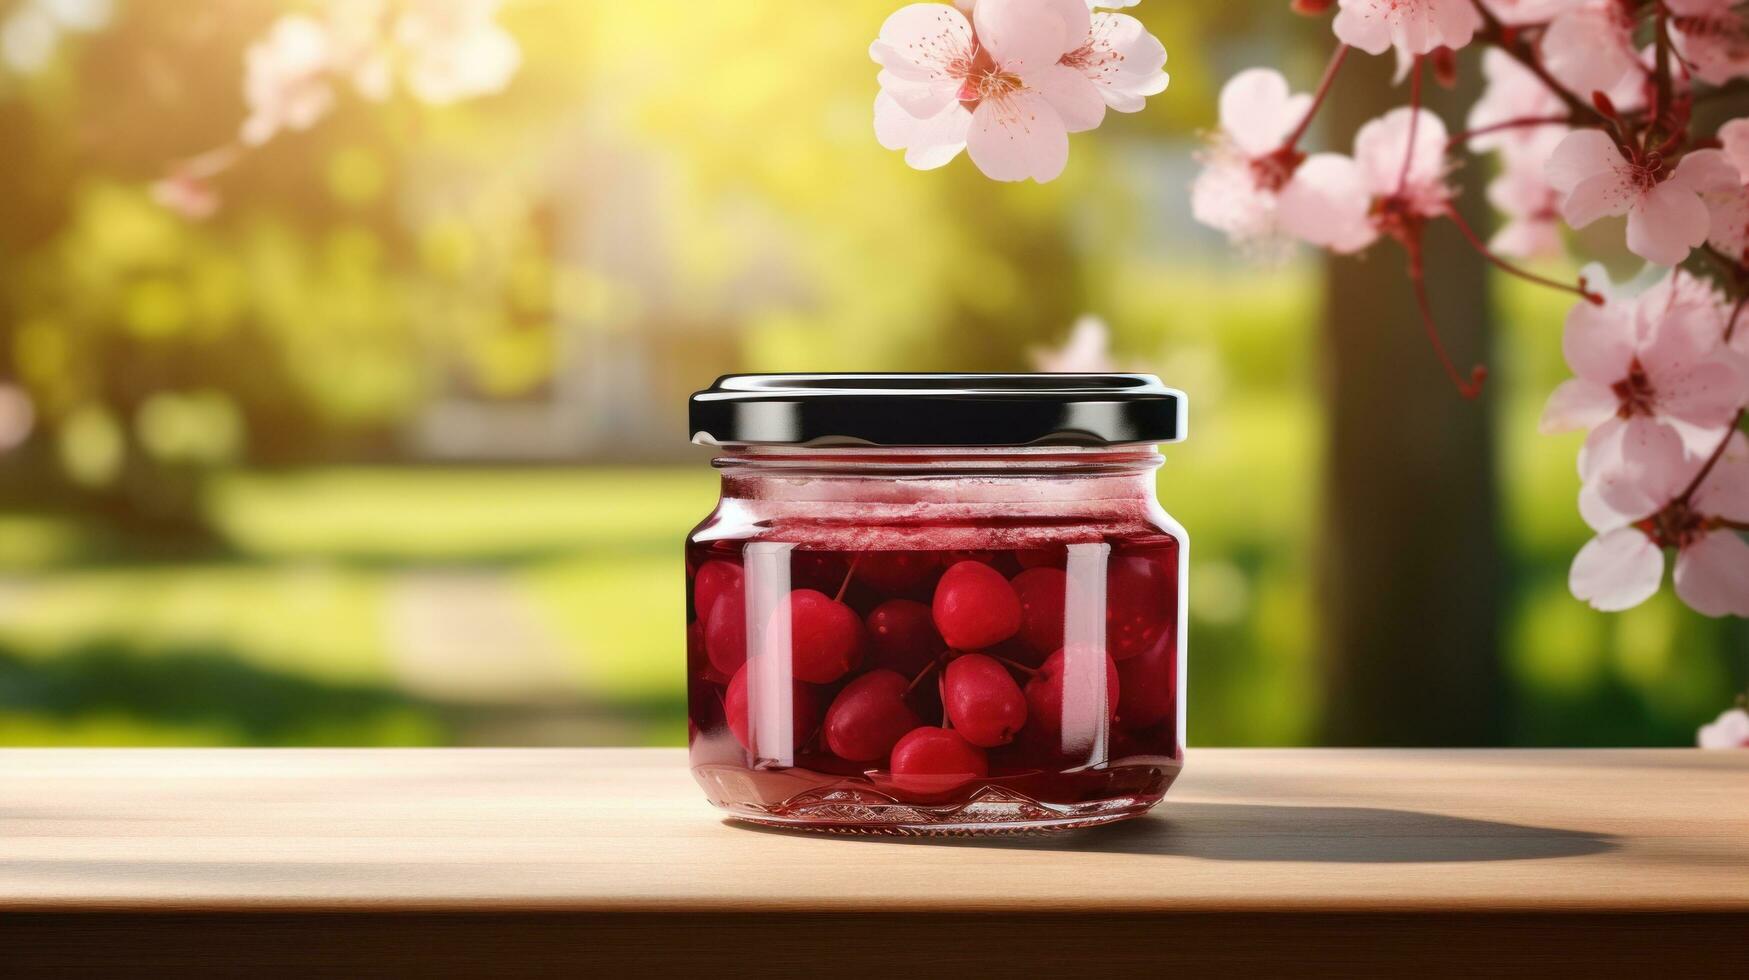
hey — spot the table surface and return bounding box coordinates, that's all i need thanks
[4,746,1746,914]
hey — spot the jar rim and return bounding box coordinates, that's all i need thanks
[689,373,1185,449]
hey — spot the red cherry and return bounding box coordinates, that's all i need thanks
[1024,647,1120,740]
[703,591,747,675]
[932,560,1023,650]
[864,598,945,674]
[889,726,988,794]
[723,663,821,753]
[1117,627,1177,731]
[942,653,1028,747]
[856,551,941,594]
[693,561,743,620]
[1011,566,1067,655]
[783,589,864,683]
[692,621,732,685]
[823,670,923,762]
[1106,556,1172,661]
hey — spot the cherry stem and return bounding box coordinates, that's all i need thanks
[1442,205,1604,304]
[905,658,940,695]
[1405,237,1487,399]
[1674,409,1744,506]
[988,654,1038,678]
[1281,43,1349,153]
[1720,519,1749,533]
[1727,293,1748,344]
[1395,56,1424,197]
[1445,113,1574,148]
[833,553,862,603]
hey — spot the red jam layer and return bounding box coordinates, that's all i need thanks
[686,534,1182,829]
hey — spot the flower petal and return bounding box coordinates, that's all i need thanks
[1668,148,1742,194]
[1276,153,1380,254]
[1570,526,1665,612]
[1031,63,1105,134]
[1545,129,1624,196]
[966,89,1070,182]
[1561,292,1635,383]
[1218,68,1309,157]
[1673,530,1749,617]
[1692,432,1749,523]
[875,91,971,170]
[977,0,1078,72]
[1539,378,1618,433]
[1626,181,1711,265]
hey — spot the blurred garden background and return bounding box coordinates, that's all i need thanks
[1,0,1743,749]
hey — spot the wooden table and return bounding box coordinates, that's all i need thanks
[4,748,1745,975]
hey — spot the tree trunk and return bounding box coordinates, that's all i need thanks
[1317,55,1506,745]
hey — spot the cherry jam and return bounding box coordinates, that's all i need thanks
[686,374,1187,833]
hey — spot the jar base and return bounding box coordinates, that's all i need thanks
[704,773,1174,835]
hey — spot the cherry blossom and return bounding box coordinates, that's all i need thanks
[1331,0,1481,58]
[1542,265,1741,448]
[1571,432,1749,615]
[1701,117,1749,263]
[1546,131,1741,266]
[1667,0,1749,86]
[1278,107,1452,254]
[394,0,521,105]
[872,0,1131,182]
[1060,7,1169,112]
[1698,706,1749,748]
[1189,68,1311,248]
[1541,1,1641,98]
[240,15,336,147]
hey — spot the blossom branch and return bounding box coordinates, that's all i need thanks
[1675,409,1747,506]
[1469,0,1599,124]
[1281,43,1351,153]
[1405,237,1487,399]
[1445,113,1575,148]
[1442,206,1604,303]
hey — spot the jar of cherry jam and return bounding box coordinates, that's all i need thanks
[685,374,1186,833]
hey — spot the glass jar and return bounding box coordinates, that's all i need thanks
[685,375,1186,833]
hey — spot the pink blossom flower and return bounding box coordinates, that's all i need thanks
[1546,130,1741,265]
[1060,8,1169,112]
[871,0,1108,183]
[1331,0,1482,58]
[1698,706,1749,748]
[1571,432,1749,615]
[1189,68,1311,248]
[1553,264,1742,444]
[1467,49,1568,155]
[393,0,521,105]
[1032,314,1116,371]
[1668,0,1749,86]
[240,15,336,146]
[1277,107,1452,254]
[1541,0,1640,98]
[1487,130,1567,258]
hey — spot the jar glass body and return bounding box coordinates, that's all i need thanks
[685,446,1186,833]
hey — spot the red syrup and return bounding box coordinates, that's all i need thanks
[686,523,1183,833]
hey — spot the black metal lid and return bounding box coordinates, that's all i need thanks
[689,374,1185,447]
